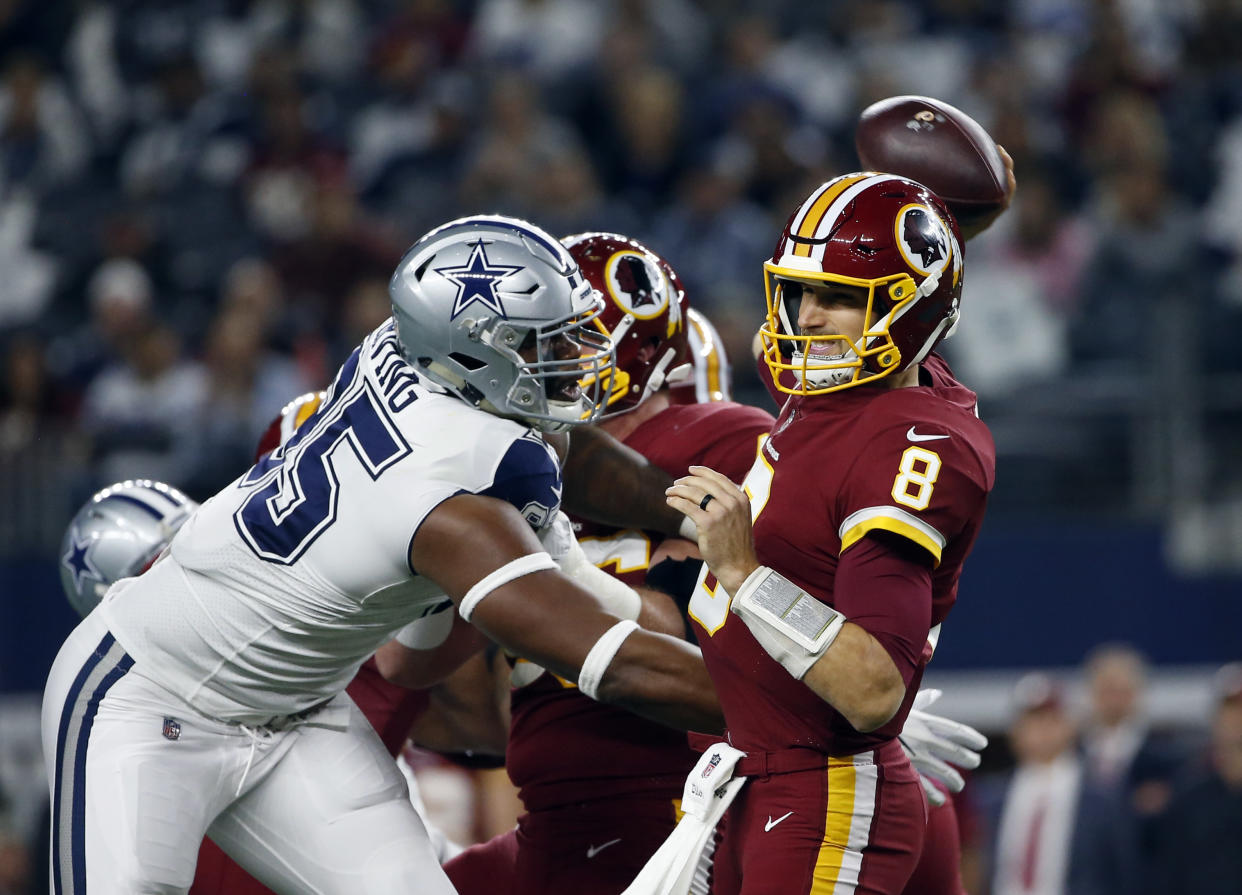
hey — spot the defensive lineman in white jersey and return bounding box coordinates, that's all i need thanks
[42,215,721,895]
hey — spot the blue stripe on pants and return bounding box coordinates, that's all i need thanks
[52,633,134,895]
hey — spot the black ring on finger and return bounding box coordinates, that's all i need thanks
[699,493,714,511]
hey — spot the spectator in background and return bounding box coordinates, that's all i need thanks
[1145,664,1242,895]
[516,138,640,239]
[646,153,772,399]
[119,52,247,199]
[459,73,581,213]
[271,170,399,365]
[590,64,689,218]
[80,317,204,488]
[243,84,346,244]
[51,257,155,391]
[0,53,89,195]
[1070,157,1204,373]
[467,0,605,83]
[940,170,1084,397]
[984,673,1138,895]
[1082,646,1169,793]
[1082,644,1189,857]
[185,305,309,496]
[0,330,71,450]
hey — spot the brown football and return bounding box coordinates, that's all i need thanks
[855,95,1010,226]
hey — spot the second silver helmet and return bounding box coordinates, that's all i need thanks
[59,480,198,618]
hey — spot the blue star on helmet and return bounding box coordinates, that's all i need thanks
[62,531,101,591]
[436,241,525,320]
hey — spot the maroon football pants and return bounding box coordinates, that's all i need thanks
[711,744,926,895]
[902,796,965,895]
[446,794,679,895]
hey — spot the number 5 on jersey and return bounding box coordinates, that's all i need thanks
[688,436,773,636]
[236,381,412,564]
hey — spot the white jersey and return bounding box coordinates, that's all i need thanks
[100,320,562,723]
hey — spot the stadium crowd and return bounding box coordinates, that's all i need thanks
[0,0,1240,515]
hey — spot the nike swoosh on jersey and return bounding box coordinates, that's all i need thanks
[906,426,950,442]
[586,838,622,858]
[764,811,793,832]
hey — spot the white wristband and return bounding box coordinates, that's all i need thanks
[730,565,846,679]
[678,515,699,542]
[459,552,558,621]
[558,538,642,621]
[577,619,640,701]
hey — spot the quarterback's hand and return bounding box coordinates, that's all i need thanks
[665,465,758,594]
[957,145,1016,241]
[898,689,987,807]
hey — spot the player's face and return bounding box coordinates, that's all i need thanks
[519,330,587,401]
[794,282,869,356]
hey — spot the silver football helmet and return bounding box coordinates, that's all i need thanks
[59,480,198,617]
[389,214,615,432]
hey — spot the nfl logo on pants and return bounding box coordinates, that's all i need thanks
[162,717,181,741]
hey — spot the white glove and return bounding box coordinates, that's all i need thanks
[898,689,987,807]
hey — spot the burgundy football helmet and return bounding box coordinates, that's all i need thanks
[759,172,964,395]
[670,308,732,404]
[562,232,691,416]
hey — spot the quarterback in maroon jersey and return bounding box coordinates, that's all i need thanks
[668,174,996,895]
[440,232,776,895]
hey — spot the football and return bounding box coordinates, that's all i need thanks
[855,95,1011,227]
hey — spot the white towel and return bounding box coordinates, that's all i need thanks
[622,743,747,895]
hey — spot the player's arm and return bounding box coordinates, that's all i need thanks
[409,492,724,734]
[667,466,918,733]
[409,648,511,757]
[560,425,688,536]
[374,609,490,690]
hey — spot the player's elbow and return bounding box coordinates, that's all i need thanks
[374,640,435,690]
[840,662,906,733]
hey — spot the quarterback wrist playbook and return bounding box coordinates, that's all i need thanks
[730,565,846,679]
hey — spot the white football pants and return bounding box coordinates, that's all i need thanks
[41,611,458,895]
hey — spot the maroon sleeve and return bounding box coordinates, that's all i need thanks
[835,422,988,567]
[832,533,932,686]
[692,407,774,482]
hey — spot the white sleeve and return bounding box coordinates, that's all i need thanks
[393,603,455,650]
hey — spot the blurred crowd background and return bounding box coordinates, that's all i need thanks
[1,0,1241,892]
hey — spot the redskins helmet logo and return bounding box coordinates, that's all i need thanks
[604,251,670,320]
[895,205,952,276]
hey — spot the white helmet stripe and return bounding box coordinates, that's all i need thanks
[807,175,906,265]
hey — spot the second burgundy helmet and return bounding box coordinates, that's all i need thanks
[562,232,692,416]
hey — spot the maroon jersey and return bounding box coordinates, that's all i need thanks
[689,367,994,757]
[505,400,775,809]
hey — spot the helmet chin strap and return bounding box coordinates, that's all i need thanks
[643,347,681,397]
